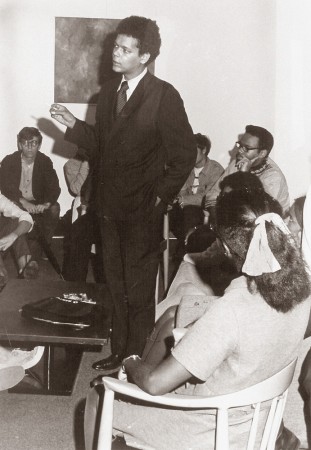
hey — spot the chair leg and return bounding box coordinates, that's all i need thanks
[216,409,229,450]
[97,387,115,450]
[163,213,169,291]
[155,265,160,306]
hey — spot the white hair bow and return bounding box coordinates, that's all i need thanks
[242,213,290,276]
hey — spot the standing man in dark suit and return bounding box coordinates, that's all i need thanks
[50,15,196,372]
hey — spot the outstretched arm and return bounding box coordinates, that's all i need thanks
[50,104,76,129]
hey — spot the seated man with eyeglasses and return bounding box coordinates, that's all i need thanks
[204,125,290,219]
[0,127,61,259]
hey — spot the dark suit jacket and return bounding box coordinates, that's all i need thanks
[65,71,197,221]
[0,151,61,206]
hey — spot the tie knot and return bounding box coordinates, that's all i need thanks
[120,81,129,92]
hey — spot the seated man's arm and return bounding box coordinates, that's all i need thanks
[64,159,89,196]
[260,168,290,216]
[179,162,225,209]
[0,157,22,204]
[34,203,51,214]
[204,174,224,209]
[0,194,33,251]
[204,162,235,210]
[19,198,39,214]
[39,156,61,207]
[179,193,204,207]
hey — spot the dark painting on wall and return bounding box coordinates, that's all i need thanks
[54,17,120,104]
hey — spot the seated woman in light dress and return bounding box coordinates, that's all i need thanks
[156,171,283,320]
[85,186,311,450]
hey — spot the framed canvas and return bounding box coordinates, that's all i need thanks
[54,17,120,104]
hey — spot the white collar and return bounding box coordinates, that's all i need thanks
[118,68,147,100]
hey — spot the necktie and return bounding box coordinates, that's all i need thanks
[192,175,200,194]
[115,81,129,116]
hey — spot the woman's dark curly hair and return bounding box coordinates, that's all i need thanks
[218,172,284,217]
[116,16,161,63]
[216,189,310,312]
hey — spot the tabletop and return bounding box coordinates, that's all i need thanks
[0,279,110,346]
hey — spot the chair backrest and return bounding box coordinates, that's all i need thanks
[96,358,297,450]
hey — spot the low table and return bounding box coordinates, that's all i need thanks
[0,279,110,395]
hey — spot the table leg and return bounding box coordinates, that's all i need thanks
[9,345,83,396]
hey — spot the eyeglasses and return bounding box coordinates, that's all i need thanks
[215,231,242,259]
[20,139,40,148]
[216,236,231,257]
[235,141,260,152]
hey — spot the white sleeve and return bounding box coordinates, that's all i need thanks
[0,194,33,228]
[171,299,237,381]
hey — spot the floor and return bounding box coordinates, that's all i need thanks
[0,234,311,449]
[0,234,179,450]
[0,237,109,450]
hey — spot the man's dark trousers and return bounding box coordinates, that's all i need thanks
[100,202,164,358]
[64,71,197,358]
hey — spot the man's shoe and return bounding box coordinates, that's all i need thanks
[92,354,123,372]
[19,260,39,279]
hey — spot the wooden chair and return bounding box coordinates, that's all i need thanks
[95,358,297,450]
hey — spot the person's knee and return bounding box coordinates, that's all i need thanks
[48,202,60,218]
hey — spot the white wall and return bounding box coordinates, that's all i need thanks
[1,0,278,213]
[275,0,311,201]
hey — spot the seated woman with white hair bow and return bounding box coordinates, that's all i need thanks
[85,186,311,450]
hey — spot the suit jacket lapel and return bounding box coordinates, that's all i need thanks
[106,77,121,130]
[107,72,151,143]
